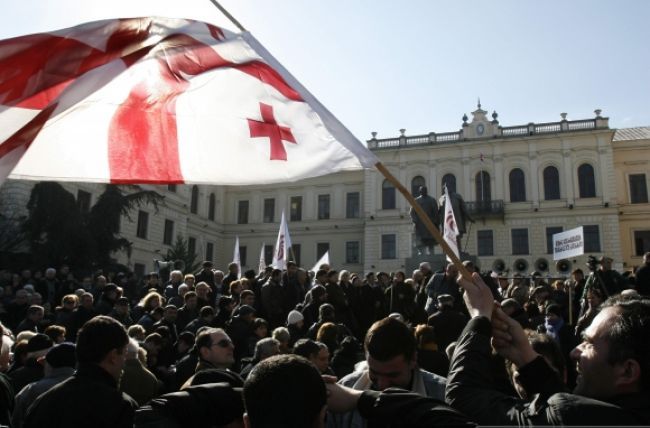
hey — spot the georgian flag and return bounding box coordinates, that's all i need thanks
[0,17,378,186]
[233,235,241,279]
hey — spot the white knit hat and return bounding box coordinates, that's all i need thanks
[287,310,304,325]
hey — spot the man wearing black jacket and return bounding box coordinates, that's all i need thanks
[24,316,137,428]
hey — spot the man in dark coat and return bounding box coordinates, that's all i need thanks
[24,316,137,428]
[260,269,285,329]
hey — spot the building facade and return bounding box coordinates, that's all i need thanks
[1,104,645,277]
[612,127,650,270]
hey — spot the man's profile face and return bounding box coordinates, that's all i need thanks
[367,354,415,390]
[204,332,235,368]
[570,306,620,400]
[311,347,329,374]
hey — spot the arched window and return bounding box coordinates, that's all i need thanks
[475,171,491,202]
[208,193,216,221]
[543,166,560,200]
[578,163,596,198]
[441,173,456,194]
[509,168,526,202]
[411,176,426,196]
[382,179,396,209]
[190,185,199,214]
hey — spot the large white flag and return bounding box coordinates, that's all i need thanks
[443,187,460,262]
[258,242,266,273]
[233,235,241,279]
[272,210,292,270]
[311,251,330,273]
[0,17,379,186]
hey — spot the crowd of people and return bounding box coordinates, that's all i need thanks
[0,251,648,427]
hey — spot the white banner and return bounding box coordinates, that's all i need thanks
[552,226,584,261]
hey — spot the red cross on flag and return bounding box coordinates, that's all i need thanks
[0,17,379,186]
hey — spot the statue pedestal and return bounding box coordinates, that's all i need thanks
[405,250,479,274]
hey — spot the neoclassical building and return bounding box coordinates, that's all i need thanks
[1,104,648,277]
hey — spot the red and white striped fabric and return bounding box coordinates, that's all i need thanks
[0,17,378,185]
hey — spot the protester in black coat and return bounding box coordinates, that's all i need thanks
[24,316,138,428]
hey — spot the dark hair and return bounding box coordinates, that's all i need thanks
[44,325,66,342]
[184,291,197,301]
[252,318,269,331]
[76,316,128,364]
[199,306,215,318]
[196,328,223,351]
[244,354,326,428]
[601,296,650,391]
[292,338,320,360]
[365,317,416,361]
[318,303,335,322]
[310,285,326,301]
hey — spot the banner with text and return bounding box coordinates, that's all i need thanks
[553,226,584,261]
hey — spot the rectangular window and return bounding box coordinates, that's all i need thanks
[290,196,302,221]
[136,211,149,239]
[167,184,177,192]
[239,246,247,268]
[205,242,214,262]
[546,227,563,254]
[163,219,174,245]
[188,236,197,255]
[584,225,601,252]
[264,245,274,266]
[634,230,650,256]
[629,174,649,204]
[317,242,330,260]
[77,190,91,214]
[292,244,301,267]
[263,198,275,223]
[511,228,529,255]
[318,194,330,220]
[345,241,360,264]
[477,230,494,256]
[346,192,360,218]
[381,234,397,259]
[238,200,249,224]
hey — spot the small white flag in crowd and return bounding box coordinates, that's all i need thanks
[258,243,266,273]
[443,186,460,262]
[311,251,330,273]
[0,17,379,187]
[272,210,292,271]
[233,235,241,279]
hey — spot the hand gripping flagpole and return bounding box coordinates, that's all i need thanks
[207,0,247,32]
[374,162,472,282]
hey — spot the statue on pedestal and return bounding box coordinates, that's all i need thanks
[410,186,439,255]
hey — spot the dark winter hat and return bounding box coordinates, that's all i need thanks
[45,342,77,368]
[190,368,244,388]
[26,334,54,354]
[238,305,256,318]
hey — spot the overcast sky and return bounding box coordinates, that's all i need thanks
[2,0,649,141]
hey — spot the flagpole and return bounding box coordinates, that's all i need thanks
[207,0,247,32]
[374,162,472,281]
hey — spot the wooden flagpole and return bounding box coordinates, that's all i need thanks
[374,162,472,281]
[208,0,247,32]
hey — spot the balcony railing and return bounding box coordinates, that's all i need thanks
[367,116,608,150]
[466,199,505,220]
